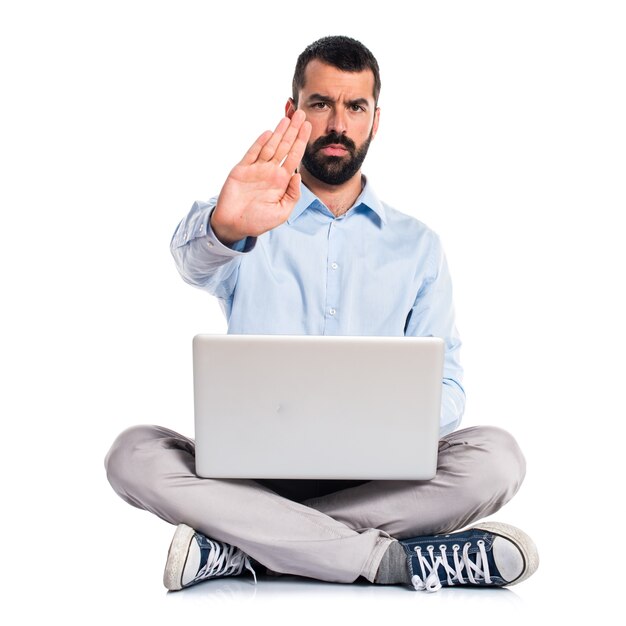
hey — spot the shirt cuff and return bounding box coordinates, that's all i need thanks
[206,207,257,255]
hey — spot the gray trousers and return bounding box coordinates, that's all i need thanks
[104,425,525,584]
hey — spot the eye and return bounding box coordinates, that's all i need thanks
[311,102,329,110]
[350,104,365,112]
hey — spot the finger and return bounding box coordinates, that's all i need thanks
[282,120,312,174]
[240,129,273,166]
[272,110,308,165]
[256,116,292,162]
[282,171,302,207]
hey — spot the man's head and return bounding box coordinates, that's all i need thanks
[286,36,381,186]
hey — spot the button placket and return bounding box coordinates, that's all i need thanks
[324,218,342,334]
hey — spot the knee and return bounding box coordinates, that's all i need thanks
[473,425,526,500]
[445,425,526,503]
[104,425,162,498]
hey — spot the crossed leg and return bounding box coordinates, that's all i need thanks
[104,424,525,583]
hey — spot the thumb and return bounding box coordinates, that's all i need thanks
[283,171,302,205]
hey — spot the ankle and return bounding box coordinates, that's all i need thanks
[374,540,411,585]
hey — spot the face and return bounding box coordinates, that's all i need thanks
[286,59,380,186]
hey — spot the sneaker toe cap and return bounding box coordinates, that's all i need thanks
[181,537,202,586]
[492,536,524,583]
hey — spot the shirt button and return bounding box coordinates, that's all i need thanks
[207,240,214,248]
[329,308,336,316]
[331,262,338,270]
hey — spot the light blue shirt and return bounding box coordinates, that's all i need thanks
[171,176,465,435]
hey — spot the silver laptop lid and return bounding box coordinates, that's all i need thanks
[193,334,444,480]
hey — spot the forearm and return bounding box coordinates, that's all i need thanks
[439,378,466,437]
[170,199,256,294]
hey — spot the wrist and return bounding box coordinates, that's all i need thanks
[210,211,243,247]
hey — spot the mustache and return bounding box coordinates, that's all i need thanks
[313,132,355,152]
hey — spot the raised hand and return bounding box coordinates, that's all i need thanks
[210,110,312,246]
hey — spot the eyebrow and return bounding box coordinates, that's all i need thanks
[305,93,371,108]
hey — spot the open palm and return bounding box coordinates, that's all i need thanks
[212,110,312,244]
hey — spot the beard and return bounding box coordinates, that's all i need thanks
[300,127,374,186]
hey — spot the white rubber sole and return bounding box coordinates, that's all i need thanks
[472,521,540,585]
[163,524,196,591]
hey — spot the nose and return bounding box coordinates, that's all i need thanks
[327,107,348,135]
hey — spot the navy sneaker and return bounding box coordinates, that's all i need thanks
[400,522,539,592]
[163,524,257,591]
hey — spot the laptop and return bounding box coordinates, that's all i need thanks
[193,334,444,480]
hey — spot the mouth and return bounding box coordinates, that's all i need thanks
[320,144,349,156]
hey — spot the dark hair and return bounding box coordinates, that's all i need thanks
[291,35,381,107]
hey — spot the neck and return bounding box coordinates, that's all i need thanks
[299,167,364,218]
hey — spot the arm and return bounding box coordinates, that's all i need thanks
[404,233,465,436]
[170,110,312,298]
[170,200,255,300]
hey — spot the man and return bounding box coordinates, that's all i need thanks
[105,35,538,593]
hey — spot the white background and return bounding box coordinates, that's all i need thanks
[1,1,624,623]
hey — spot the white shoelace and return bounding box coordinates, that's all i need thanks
[194,539,258,584]
[411,541,492,592]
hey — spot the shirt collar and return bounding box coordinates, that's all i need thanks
[287,174,388,226]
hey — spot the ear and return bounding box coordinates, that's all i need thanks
[285,98,297,119]
[371,106,381,140]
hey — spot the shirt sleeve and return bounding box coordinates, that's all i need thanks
[404,233,466,436]
[170,198,257,301]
